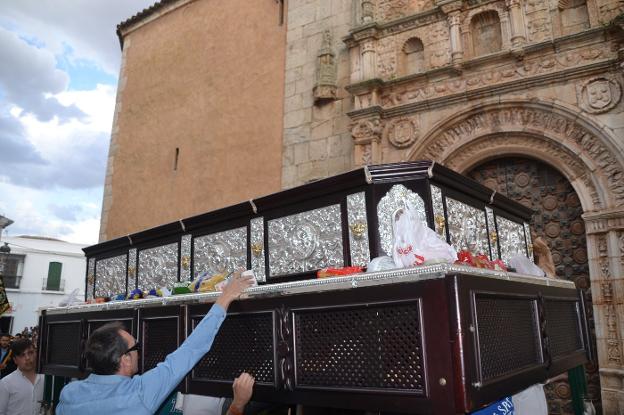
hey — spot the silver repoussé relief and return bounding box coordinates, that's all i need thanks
[268,205,344,276]
[95,254,127,298]
[250,217,266,282]
[524,222,534,259]
[194,227,248,277]
[180,234,192,282]
[446,198,489,256]
[497,216,528,264]
[485,207,499,260]
[347,192,370,267]
[86,257,95,300]
[377,184,427,256]
[138,242,179,291]
[430,185,446,241]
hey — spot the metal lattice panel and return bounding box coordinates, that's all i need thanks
[193,313,274,384]
[48,323,80,365]
[475,296,541,381]
[546,300,582,358]
[88,319,132,336]
[295,302,424,392]
[142,318,179,372]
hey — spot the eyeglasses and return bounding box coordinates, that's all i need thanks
[124,342,140,355]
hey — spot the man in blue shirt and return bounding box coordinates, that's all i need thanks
[57,272,255,415]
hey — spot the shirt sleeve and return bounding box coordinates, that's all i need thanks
[0,380,9,415]
[138,303,227,412]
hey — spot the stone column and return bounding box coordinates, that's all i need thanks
[447,11,464,66]
[584,209,624,414]
[360,38,377,80]
[506,0,527,48]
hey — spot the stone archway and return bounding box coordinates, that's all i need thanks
[468,157,600,414]
[408,100,624,413]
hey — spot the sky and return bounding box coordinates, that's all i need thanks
[0,0,155,245]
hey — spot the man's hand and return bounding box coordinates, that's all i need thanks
[215,270,255,310]
[230,372,254,414]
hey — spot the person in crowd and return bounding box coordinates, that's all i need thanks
[0,338,44,415]
[0,334,15,379]
[56,271,255,415]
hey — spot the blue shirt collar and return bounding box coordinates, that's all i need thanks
[86,373,131,384]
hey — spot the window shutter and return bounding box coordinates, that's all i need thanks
[47,262,62,291]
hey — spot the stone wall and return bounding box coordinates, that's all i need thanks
[281,0,355,188]
[100,0,286,241]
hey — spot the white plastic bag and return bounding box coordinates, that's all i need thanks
[509,254,546,277]
[367,256,397,272]
[58,288,81,307]
[391,203,456,268]
[512,384,548,415]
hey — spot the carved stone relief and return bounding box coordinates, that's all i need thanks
[378,43,612,108]
[418,104,624,210]
[384,116,420,147]
[578,76,622,114]
[377,37,398,78]
[351,118,382,144]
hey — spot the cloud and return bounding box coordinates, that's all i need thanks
[48,203,82,222]
[0,114,46,164]
[0,0,156,76]
[0,129,108,189]
[0,27,84,122]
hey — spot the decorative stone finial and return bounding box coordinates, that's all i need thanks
[361,0,374,23]
[313,30,337,103]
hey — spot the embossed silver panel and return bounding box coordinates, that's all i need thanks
[128,248,137,290]
[268,205,344,276]
[485,207,499,260]
[180,234,192,282]
[446,198,489,256]
[524,222,533,260]
[431,185,446,241]
[496,216,527,264]
[86,258,95,300]
[250,218,266,282]
[194,227,248,278]
[377,184,427,256]
[347,192,370,267]
[138,243,179,291]
[95,254,127,298]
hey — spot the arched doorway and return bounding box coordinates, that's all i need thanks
[468,157,601,414]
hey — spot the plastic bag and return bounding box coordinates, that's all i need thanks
[58,288,81,307]
[214,269,258,291]
[509,254,546,277]
[391,203,456,268]
[367,256,397,272]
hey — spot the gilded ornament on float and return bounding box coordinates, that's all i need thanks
[349,222,367,239]
[251,243,263,257]
[181,255,190,270]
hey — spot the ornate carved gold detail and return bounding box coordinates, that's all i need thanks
[489,230,498,245]
[349,221,367,239]
[181,255,190,270]
[251,243,264,257]
[435,215,446,235]
[128,266,136,278]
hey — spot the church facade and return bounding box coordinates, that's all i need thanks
[104,0,624,412]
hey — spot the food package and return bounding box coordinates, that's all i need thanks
[214,270,259,291]
[317,266,364,279]
[191,272,228,293]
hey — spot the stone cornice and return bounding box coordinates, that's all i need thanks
[583,208,624,234]
[346,105,384,120]
[345,58,615,117]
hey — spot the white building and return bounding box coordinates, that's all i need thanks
[0,236,86,334]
